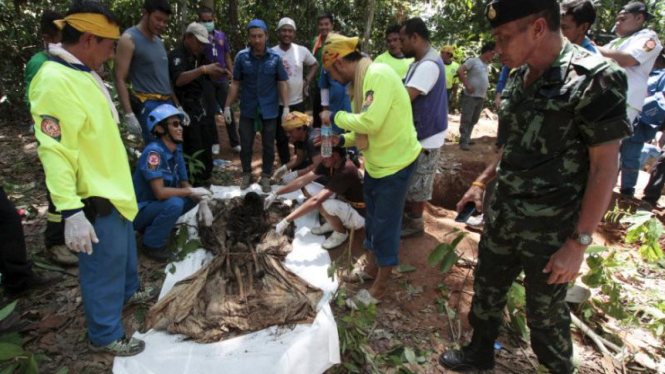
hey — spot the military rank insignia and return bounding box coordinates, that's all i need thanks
[40,115,61,142]
[644,39,656,52]
[147,151,161,171]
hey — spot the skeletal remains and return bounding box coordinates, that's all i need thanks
[144,193,323,343]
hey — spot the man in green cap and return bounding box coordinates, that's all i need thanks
[438,0,631,373]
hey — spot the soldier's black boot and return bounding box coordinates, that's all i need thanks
[438,341,495,371]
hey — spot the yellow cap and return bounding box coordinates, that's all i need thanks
[322,34,360,70]
[440,45,455,55]
[281,111,311,131]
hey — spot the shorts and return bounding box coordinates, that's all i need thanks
[406,148,441,202]
[321,199,365,230]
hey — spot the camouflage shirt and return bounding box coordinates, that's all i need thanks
[489,42,630,240]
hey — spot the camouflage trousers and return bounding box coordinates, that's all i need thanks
[468,228,574,374]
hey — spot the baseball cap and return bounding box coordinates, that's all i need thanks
[277,17,296,31]
[620,1,654,21]
[186,22,210,44]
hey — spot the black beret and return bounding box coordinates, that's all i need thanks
[486,0,559,28]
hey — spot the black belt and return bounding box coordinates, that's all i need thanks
[82,197,113,224]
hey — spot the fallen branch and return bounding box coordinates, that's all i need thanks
[571,313,624,358]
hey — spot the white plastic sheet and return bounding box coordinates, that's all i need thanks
[113,185,340,374]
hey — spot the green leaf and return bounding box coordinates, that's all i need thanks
[439,250,459,274]
[176,226,188,249]
[0,342,26,361]
[342,361,361,373]
[33,261,66,273]
[397,264,416,273]
[0,300,17,322]
[585,246,608,254]
[168,264,176,274]
[54,367,69,374]
[403,347,417,365]
[0,333,23,346]
[0,363,19,374]
[25,355,38,374]
[427,243,448,267]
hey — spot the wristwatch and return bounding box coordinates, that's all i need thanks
[571,232,592,246]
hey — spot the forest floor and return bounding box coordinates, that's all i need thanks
[1,110,664,373]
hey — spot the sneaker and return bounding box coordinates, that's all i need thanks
[400,217,424,238]
[232,145,241,153]
[47,244,79,266]
[240,173,252,190]
[260,174,272,193]
[4,271,62,296]
[141,245,176,262]
[89,335,145,357]
[311,222,334,235]
[126,285,158,307]
[322,230,349,250]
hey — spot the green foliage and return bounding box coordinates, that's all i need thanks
[581,249,629,320]
[184,150,206,186]
[621,211,664,263]
[428,229,465,274]
[506,281,529,342]
[0,301,41,374]
[168,225,202,265]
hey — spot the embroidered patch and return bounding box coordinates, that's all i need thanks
[218,39,224,47]
[644,39,657,52]
[174,57,181,66]
[40,115,61,141]
[362,90,374,112]
[147,151,161,171]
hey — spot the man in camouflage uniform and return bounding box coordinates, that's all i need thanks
[438,1,631,373]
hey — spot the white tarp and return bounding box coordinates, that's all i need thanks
[113,185,340,374]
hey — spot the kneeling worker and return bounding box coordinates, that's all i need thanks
[273,111,323,184]
[133,104,212,261]
[266,147,364,249]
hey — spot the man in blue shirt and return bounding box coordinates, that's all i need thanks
[224,19,289,192]
[560,0,598,53]
[133,105,212,262]
[319,68,352,135]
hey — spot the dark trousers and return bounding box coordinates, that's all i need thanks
[312,84,322,128]
[276,102,306,165]
[211,81,239,148]
[45,191,65,248]
[0,186,34,290]
[183,114,214,185]
[469,230,573,374]
[643,151,665,205]
[239,116,277,175]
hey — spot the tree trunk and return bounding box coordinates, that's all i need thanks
[363,0,376,49]
[228,0,243,54]
[177,0,188,36]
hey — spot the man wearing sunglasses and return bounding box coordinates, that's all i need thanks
[132,104,212,262]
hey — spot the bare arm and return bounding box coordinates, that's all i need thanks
[297,155,322,177]
[278,81,289,109]
[114,33,135,114]
[225,54,234,77]
[596,47,639,68]
[457,65,471,91]
[284,188,335,223]
[175,66,205,87]
[406,87,421,101]
[456,148,503,213]
[149,178,193,200]
[275,171,319,196]
[305,61,319,84]
[224,80,241,107]
[543,141,621,284]
[286,149,306,170]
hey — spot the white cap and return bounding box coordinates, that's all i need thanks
[186,22,210,44]
[277,17,296,31]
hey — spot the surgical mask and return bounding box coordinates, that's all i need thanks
[202,22,214,33]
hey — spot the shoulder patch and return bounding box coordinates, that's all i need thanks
[40,115,61,141]
[644,39,657,52]
[362,91,374,112]
[147,151,161,171]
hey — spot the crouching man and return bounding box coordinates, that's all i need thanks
[273,111,323,184]
[266,147,364,249]
[133,104,212,261]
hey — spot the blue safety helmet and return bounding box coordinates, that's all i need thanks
[147,104,185,133]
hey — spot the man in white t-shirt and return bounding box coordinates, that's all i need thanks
[457,42,495,150]
[272,17,319,166]
[399,17,448,238]
[597,1,663,197]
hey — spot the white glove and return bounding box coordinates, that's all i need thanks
[178,106,191,126]
[275,219,289,235]
[264,193,277,210]
[281,171,298,184]
[124,113,142,135]
[273,164,288,180]
[197,199,214,227]
[282,107,290,121]
[212,144,220,155]
[224,107,232,124]
[189,187,212,198]
[64,211,98,255]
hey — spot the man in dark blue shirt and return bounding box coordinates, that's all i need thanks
[133,105,212,262]
[224,19,289,192]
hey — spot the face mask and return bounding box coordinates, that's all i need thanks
[202,22,214,33]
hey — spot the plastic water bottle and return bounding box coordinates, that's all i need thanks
[321,124,332,158]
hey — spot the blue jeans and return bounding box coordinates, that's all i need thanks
[363,160,418,267]
[620,120,659,194]
[133,197,197,249]
[79,207,138,345]
[137,98,175,145]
